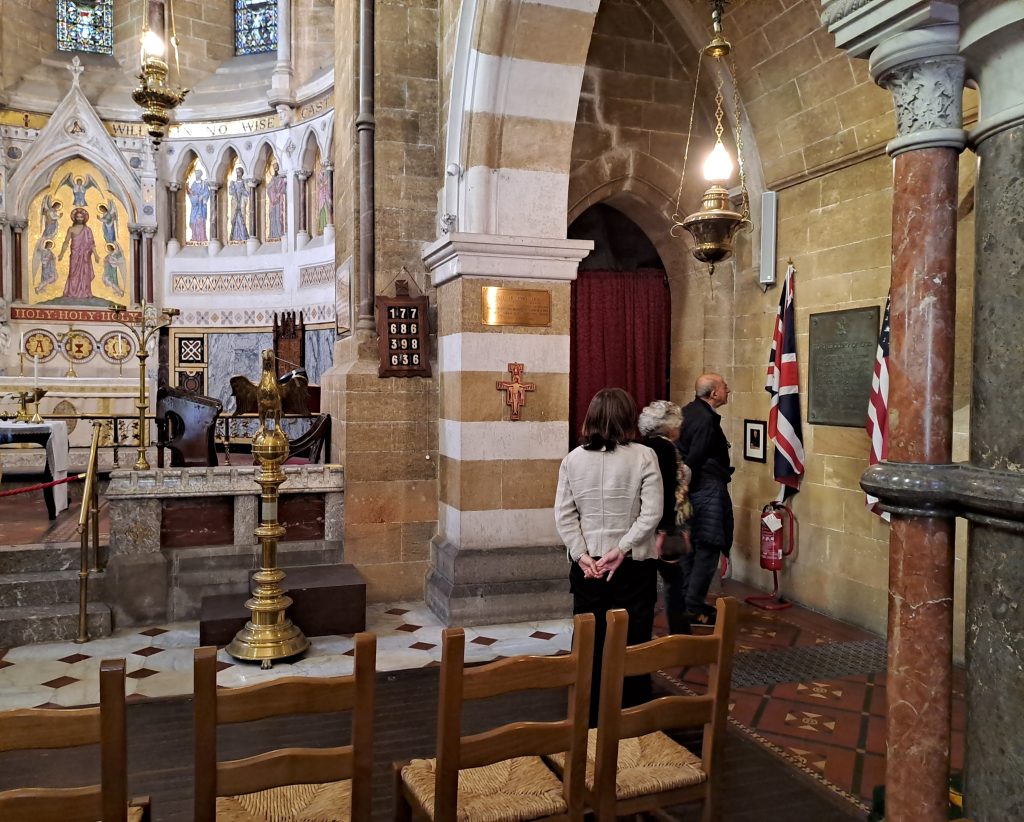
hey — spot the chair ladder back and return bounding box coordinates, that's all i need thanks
[432,627,466,822]
[217,676,358,724]
[0,707,100,753]
[0,787,104,822]
[617,695,715,742]
[461,652,579,701]
[593,609,629,822]
[700,597,738,776]
[99,659,130,822]
[217,747,353,797]
[563,612,595,822]
[350,632,377,822]
[193,646,219,822]
[622,634,720,678]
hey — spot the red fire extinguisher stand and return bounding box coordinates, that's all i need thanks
[746,502,798,611]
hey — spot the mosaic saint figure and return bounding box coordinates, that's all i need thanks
[58,207,99,299]
[316,165,332,233]
[102,242,126,296]
[97,199,118,244]
[40,195,63,240]
[188,168,210,243]
[56,172,100,207]
[228,166,249,242]
[33,240,58,293]
[266,163,286,241]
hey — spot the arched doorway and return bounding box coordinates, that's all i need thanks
[567,203,671,445]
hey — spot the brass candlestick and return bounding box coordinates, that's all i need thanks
[110,301,180,470]
[227,350,308,668]
[56,326,80,378]
[16,392,30,422]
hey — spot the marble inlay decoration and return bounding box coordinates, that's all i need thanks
[172,271,285,294]
[177,336,206,364]
[174,304,335,328]
[299,262,334,288]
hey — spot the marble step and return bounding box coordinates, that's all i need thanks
[0,602,111,647]
[0,570,105,608]
[0,543,84,574]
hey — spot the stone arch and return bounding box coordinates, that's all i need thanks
[443,0,601,238]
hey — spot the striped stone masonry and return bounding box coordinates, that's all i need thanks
[422,232,591,625]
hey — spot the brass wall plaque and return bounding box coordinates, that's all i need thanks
[481,287,552,327]
[808,306,880,427]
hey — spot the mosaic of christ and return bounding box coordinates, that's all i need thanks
[27,158,131,306]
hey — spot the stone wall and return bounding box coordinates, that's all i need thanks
[112,0,234,88]
[293,0,335,90]
[1,0,55,90]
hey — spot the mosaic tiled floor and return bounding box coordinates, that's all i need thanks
[0,602,574,710]
[662,586,967,812]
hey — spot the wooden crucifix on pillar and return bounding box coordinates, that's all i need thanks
[497,362,536,421]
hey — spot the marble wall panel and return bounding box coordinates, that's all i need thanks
[304,327,335,384]
[207,331,273,412]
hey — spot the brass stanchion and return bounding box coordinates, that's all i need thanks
[227,350,308,668]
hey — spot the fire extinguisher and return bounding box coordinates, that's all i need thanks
[746,502,798,611]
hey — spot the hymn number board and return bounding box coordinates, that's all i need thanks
[375,288,431,378]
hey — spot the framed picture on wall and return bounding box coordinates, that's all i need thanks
[744,419,767,463]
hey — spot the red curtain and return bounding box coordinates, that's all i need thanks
[570,268,671,447]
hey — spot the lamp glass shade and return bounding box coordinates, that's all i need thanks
[141,29,165,59]
[702,140,734,183]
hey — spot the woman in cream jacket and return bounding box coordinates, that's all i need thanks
[555,387,663,723]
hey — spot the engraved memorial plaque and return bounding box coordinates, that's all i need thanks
[481,286,551,327]
[808,306,880,427]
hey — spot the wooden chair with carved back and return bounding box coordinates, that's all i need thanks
[393,612,595,822]
[193,633,376,822]
[548,597,737,822]
[0,658,150,822]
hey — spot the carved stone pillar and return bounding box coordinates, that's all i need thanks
[960,5,1024,818]
[166,182,180,256]
[245,178,259,254]
[207,182,222,255]
[142,226,157,303]
[866,27,966,822]
[322,162,335,243]
[10,219,26,303]
[295,170,310,249]
[269,0,293,106]
[129,223,143,304]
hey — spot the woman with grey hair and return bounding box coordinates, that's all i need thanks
[639,399,692,635]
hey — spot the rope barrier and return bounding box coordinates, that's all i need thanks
[0,473,86,497]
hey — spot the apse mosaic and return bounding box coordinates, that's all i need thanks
[27,158,131,307]
[185,157,211,245]
[235,0,278,55]
[226,155,249,244]
[263,155,287,242]
[57,0,113,55]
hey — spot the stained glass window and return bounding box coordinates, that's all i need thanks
[57,0,114,55]
[235,0,277,55]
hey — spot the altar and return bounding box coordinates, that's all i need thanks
[0,375,151,468]
[0,420,70,517]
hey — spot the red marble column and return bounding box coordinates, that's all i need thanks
[131,227,143,303]
[884,147,959,821]
[11,220,26,303]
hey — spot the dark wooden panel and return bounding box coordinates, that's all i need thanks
[161,497,234,548]
[276,494,326,541]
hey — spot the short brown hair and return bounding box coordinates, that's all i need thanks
[581,388,637,451]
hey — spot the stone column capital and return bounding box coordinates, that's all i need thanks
[141,226,158,238]
[868,26,966,156]
[167,182,181,192]
[295,170,312,181]
[244,178,259,190]
[9,218,27,232]
[423,232,594,287]
[207,182,221,192]
[821,0,960,57]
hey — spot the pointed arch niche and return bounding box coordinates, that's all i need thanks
[566,203,670,446]
[183,154,212,246]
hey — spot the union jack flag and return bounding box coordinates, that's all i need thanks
[866,294,891,521]
[765,263,805,496]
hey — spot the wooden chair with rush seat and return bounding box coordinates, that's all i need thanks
[0,658,150,822]
[192,633,376,822]
[393,613,596,822]
[548,597,738,822]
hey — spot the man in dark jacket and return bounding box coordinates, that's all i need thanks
[677,373,734,626]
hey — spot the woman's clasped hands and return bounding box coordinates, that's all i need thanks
[579,547,627,580]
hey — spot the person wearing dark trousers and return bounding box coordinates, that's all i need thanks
[677,373,734,627]
[638,399,692,636]
[555,388,663,726]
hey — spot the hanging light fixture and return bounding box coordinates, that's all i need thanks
[672,0,750,276]
[131,0,188,147]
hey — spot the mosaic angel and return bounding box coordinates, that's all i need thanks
[40,194,63,241]
[32,239,58,293]
[102,242,126,297]
[97,199,118,244]
[56,172,100,207]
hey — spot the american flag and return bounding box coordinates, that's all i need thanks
[866,294,891,521]
[765,263,805,496]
